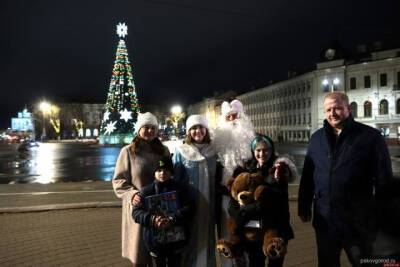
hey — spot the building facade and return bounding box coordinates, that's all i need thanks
[10,108,35,140]
[186,91,237,128]
[188,46,400,142]
[58,103,104,139]
[238,74,314,142]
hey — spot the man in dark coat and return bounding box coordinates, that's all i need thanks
[298,91,393,267]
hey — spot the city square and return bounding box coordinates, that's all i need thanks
[1,0,400,266]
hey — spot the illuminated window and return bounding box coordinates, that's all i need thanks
[379,99,389,115]
[364,101,372,117]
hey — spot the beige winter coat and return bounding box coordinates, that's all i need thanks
[112,142,170,265]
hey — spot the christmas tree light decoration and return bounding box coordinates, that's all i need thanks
[120,108,132,122]
[99,22,140,145]
[103,110,110,121]
[104,121,117,135]
[116,23,128,38]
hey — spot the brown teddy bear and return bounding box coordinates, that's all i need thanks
[216,172,287,261]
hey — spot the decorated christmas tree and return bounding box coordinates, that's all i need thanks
[99,22,140,145]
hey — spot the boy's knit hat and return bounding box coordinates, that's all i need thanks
[155,156,173,173]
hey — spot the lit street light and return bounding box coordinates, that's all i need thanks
[322,78,340,92]
[39,101,51,140]
[171,105,182,114]
[169,105,185,137]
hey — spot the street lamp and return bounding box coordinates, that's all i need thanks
[39,101,51,140]
[322,78,340,92]
[171,105,182,115]
[170,105,184,137]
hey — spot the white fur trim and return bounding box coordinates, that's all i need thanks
[274,156,299,183]
[134,112,158,133]
[186,115,209,133]
[221,100,244,117]
[176,143,216,162]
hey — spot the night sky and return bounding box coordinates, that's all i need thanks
[0,0,399,128]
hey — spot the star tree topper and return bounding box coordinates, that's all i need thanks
[119,108,132,122]
[116,23,128,38]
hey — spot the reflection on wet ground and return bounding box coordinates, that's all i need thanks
[0,142,398,184]
[0,143,121,184]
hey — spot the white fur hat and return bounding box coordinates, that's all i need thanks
[134,112,158,133]
[221,99,244,117]
[186,115,208,133]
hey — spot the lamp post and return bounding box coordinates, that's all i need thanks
[39,101,51,141]
[170,105,184,137]
[322,78,340,92]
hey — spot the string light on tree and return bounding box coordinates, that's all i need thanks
[99,22,140,145]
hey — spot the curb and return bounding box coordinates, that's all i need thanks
[0,201,121,214]
[0,196,301,213]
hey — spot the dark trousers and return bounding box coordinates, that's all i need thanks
[150,250,181,267]
[315,227,372,267]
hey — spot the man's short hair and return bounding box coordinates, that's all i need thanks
[324,91,349,105]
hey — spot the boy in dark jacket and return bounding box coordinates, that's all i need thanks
[132,156,193,267]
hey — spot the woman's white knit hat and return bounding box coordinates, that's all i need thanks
[221,99,244,117]
[186,115,209,133]
[134,112,158,133]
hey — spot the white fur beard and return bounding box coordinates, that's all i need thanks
[213,115,255,181]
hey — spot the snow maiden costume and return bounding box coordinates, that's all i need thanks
[172,115,218,267]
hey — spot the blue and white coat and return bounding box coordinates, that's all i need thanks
[172,142,217,267]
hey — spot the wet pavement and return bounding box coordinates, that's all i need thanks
[0,141,397,266]
[1,141,399,185]
[0,182,352,267]
[0,142,120,184]
[0,181,117,212]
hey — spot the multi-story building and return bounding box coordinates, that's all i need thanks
[238,74,314,142]
[186,91,237,128]
[10,108,35,140]
[188,44,400,142]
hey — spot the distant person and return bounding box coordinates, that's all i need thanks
[298,92,393,267]
[132,156,193,267]
[172,115,218,267]
[112,112,170,266]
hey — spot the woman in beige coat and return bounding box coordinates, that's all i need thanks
[112,112,170,266]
